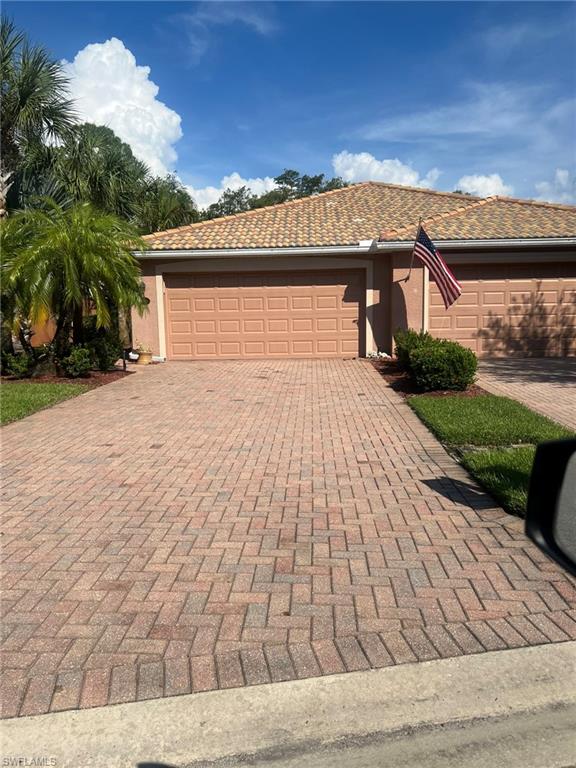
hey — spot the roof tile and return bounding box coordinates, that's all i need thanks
[142,182,576,251]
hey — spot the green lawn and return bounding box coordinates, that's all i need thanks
[408,393,574,517]
[1,382,89,425]
[461,446,536,517]
[408,394,572,447]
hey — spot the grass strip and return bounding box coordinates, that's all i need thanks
[1,382,89,425]
[408,394,573,447]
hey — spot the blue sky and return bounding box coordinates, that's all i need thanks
[6,1,576,206]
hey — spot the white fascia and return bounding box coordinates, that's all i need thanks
[376,237,576,250]
[134,241,378,259]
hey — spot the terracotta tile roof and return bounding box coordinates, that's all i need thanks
[379,195,576,242]
[142,182,576,251]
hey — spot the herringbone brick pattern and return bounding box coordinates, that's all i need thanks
[1,360,575,718]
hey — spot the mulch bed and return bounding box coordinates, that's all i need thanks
[1,368,133,388]
[370,359,488,399]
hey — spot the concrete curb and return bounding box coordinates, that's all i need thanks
[2,642,575,768]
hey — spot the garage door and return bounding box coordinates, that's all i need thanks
[164,270,364,359]
[429,263,576,356]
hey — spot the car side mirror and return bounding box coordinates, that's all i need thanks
[526,438,576,577]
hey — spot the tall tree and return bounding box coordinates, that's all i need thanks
[201,170,348,220]
[1,200,147,356]
[0,17,75,213]
[203,186,256,219]
[53,124,149,219]
[134,174,199,234]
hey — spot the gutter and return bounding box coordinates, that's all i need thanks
[133,237,575,259]
[376,237,576,250]
[134,240,377,259]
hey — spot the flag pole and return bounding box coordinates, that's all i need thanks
[405,217,422,282]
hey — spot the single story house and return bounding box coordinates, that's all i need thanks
[133,182,576,360]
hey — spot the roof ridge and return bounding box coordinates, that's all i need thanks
[489,194,576,212]
[361,180,482,202]
[142,183,367,241]
[379,196,495,240]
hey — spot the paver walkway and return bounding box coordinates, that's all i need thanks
[1,360,575,719]
[478,358,576,431]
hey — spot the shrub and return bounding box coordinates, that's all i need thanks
[409,339,477,391]
[83,318,123,371]
[393,329,433,370]
[2,352,34,378]
[88,336,122,371]
[60,346,92,378]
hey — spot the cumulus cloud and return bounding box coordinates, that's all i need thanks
[63,38,182,176]
[187,172,277,209]
[332,151,440,189]
[456,173,513,197]
[535,168,575,204]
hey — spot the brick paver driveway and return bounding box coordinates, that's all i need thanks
[478,358,576,431]
[2,360,575,718]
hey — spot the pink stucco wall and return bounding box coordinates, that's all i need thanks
[132,263,160,355]
[389,254,426,346]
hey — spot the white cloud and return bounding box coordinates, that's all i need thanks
[182,2,278,63]
[456,173,514,197]
[360,83,536,143]
[535,169,576,204]
[481,19,566,56]
[187,172,277,209]
[332,151,440,189]
[63,38,182,177]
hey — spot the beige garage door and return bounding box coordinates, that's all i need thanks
[429,263,576,356]
[165,270,364,359]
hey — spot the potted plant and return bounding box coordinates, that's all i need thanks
[135,341,153,365]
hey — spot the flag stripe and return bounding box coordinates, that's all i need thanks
[412,226,462,309]
[414,244,455,297]
[415,242,461,294]
[414,244,460,303]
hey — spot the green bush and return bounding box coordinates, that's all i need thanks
[60,347,92,378]
[409,339,477,391]
[2,352,34,378]
[393,329,432,370]
[83,318,122,371]
[88,336,122,371]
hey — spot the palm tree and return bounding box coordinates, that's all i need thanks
[1,200,148,357]
[134,174,199,233]
[0,16,75,213]
[53,123,149,219]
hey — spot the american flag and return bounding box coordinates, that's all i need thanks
[413,226,462,308]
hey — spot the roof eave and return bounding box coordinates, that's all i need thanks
[376,237,576,250]
[134,241,378,259]
[134,236,575,258]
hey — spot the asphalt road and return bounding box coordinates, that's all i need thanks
[179,706,576,768]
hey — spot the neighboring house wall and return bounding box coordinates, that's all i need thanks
[433,248,576,357]
[30,318,56,347]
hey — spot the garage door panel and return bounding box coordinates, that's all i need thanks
[268,297,289,311]
[165,270,363,359]
[429,265,576,357]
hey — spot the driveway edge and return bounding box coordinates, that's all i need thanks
[2,641,575,768]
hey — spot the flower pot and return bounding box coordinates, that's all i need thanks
[136,351,153,365]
